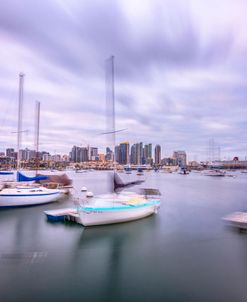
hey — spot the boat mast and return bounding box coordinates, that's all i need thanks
[110,56,116,150]
[35,101,40,175]
[105,56,116,164]
[17,73,24,170]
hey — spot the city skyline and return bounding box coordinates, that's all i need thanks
[1,0,247,160]
[3,143,172,163]
[1,141,234,164]
[0,137,245,162]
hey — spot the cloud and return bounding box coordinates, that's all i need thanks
[0,0,247,160]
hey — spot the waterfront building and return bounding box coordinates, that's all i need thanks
[130,144,136,164]
[130,142,143,165]
[70,146,89,162]
[139,142,144,164]
[19,148,36,161]
[114,145,120,163]
[19,149,25,161]
[51,154,61,162]
[0,156,13,169]
[42,153,51,161]
[6,148,17,160]
[188,161,203,170]
[89,147,98,161]
[105,147,113,161]
[130,143,139,165]
[62,154,69,162]
[144,143,152,164]
[210,159,247,169]
[130,142,152,165]
[154,145,161,165]
[90,147,98,157]
[173,151,187,168]
[41,151,50,161]
[119,142,129,165]
[70,146,78,162]
[161,157,177,166]
[114,142,130,164]
[80,147,88,162]
[6,148,15,158]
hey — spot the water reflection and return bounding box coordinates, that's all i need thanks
[1,171,247,302]
[75,216,159,301]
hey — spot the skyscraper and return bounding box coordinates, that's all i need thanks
[144,143,152,164]
[90,147,98,160]
[130,142,153,165]
[105,147,113,161]
[130,144,136,164]
[130,143,141,165]
[6,148,15,157]
[154,144,161,165]
[114,145,120,163]
[70,146,89,162]
[119,142,129,165]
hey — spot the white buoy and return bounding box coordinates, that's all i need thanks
[86,191,94,197]
[81,186,87,192]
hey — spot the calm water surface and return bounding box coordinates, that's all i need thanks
[0,171,247,302]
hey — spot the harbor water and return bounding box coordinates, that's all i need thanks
[0,170,247,302]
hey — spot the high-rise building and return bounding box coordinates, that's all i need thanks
[130,144,136,164]
[114,145,120,163]
[42,153,51,161]
[144,143,152,164]
[80,147,88,162]
[90,147,98,160]
[70,146,79,162]
[105,147,113,161]
[6,148,15,158]
[139,142,144,164]
[130,142,152,165]
[119,142,129,165]
[173,151,187,167]
[130,143,141,165]
[154,145,161,165]
[70,146,88,162]
[19,148,36,161]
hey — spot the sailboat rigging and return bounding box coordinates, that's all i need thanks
[0,73,61,207]
[74,56,161,226]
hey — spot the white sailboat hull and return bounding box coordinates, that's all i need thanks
[77,202,160,226]
[0,187,61,207]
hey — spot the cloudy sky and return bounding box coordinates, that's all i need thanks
[0,0,247,160]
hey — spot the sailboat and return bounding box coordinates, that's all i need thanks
[0,73,61,207]
[76,57,161,226]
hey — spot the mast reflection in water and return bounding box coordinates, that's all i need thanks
[0,171,247,302]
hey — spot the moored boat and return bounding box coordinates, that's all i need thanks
[203,169,226,177]
[0,185,61,207]
[45,57,161,226]
[136,167,144,176]
[76,190,160,226]
[0,74,64,207]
